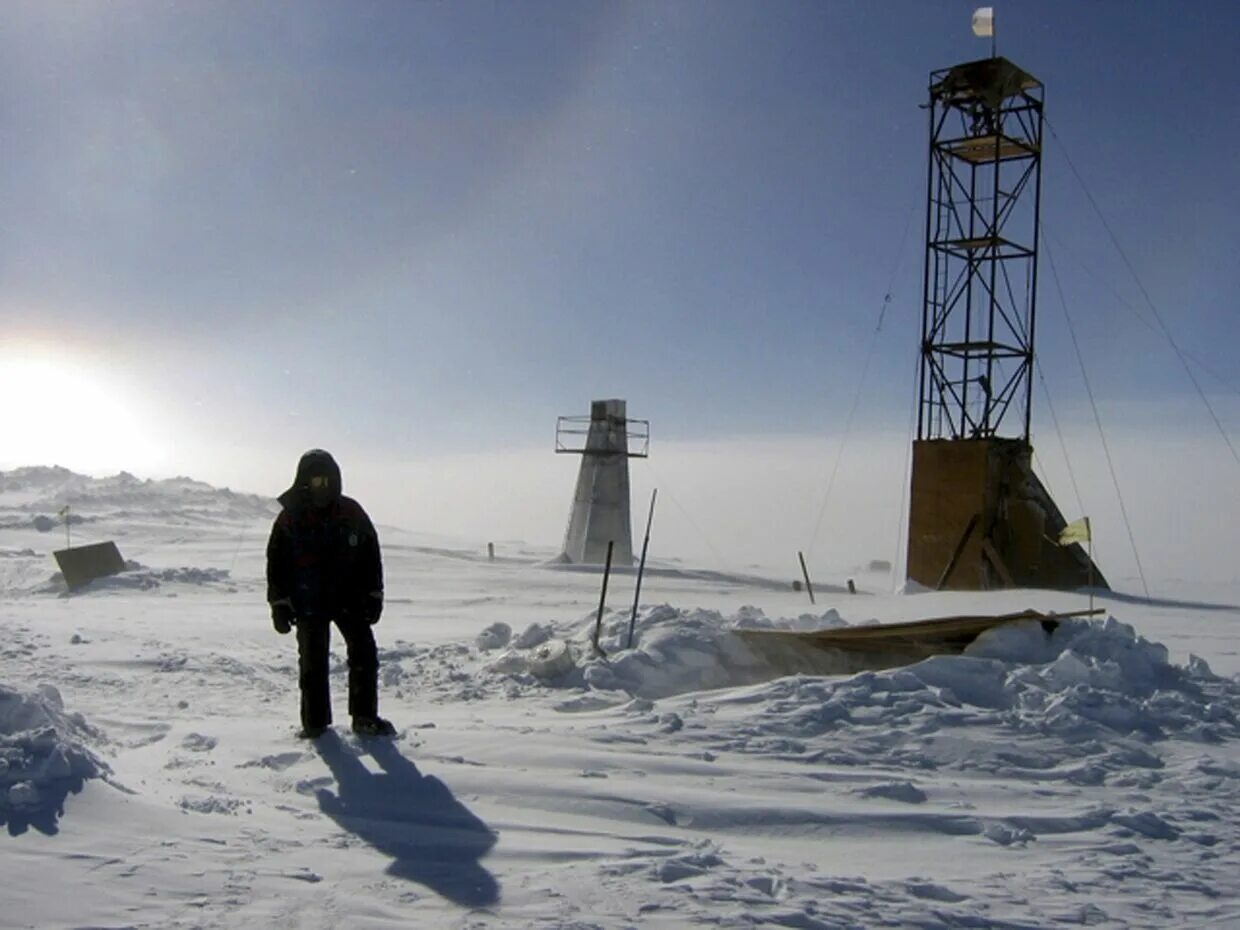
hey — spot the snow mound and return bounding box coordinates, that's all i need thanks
[681,615,1240,781]
[957,616,1237,741]
[484,606,1240,748]
[485,605,863,699]
[0,467,275,524]
[475,623,512,651]
[585,605,854,698]
[0,681,109,832]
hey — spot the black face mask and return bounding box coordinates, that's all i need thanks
[306,475,333,508]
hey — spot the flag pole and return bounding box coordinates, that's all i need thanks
[1086,517,1094,614]
[992,8,997,58]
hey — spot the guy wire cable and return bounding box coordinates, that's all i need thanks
[1045,225,1240,398]
[891,351,921,592]
[646,463,731,572]
[229,522,249,576]
[1046,116,1240,470]
[1043,230,1150,599]
[1033,355,1087,520]
[807,202,919,561]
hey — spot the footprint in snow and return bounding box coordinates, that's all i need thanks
[906,881,969,903]
[858,781,927,804]
[237,752,306,772]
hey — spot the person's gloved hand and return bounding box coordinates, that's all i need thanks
[364,591,384,626]
[271,602,296,635]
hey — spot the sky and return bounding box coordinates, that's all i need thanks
[2,0,1239,583]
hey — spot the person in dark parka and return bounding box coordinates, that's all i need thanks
[266,449,394,738]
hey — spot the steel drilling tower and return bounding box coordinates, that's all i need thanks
[906,57,1105,592]
[918,57,1044,442]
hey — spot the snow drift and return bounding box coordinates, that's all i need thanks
[0,681,109,835]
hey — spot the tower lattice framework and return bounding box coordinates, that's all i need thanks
[918,57,1044,443]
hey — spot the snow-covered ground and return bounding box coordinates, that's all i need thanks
[2,465,1238,928]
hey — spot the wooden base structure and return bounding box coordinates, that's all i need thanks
[906,439,1106,592]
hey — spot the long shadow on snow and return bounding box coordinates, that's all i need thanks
[315,732,499,907]
[1096,587,1240,613]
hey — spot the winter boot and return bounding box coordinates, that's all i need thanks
[351,716,396,737]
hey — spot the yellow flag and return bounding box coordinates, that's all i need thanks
[1057,517,1091,546]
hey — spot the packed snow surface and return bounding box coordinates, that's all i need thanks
[1,467,1239,928]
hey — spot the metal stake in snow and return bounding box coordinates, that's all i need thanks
[591,540,615,658]
[627,489,658,650]
[59,505,71,548]
[798,551,816,605]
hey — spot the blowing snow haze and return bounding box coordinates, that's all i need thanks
[3,448,1240,926]
[2,1,1240,585]
[3,6,1240,923]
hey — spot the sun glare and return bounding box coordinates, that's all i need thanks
[0,347,168,475]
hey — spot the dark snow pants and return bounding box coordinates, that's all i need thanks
[295,616,378,729]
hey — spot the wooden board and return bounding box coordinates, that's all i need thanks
[53,541,126,590]
[736,608,1103,657]
[943,134,1038,163]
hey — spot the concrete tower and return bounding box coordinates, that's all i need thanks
[556,399,649,565]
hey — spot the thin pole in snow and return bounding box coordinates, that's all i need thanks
[798,551,816,605]
[1087,517,1095,615]
[627,489,658,650]
[591,540,615,658]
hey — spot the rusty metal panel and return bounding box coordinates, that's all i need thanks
[907,438,1106,591]
[907,439,992,590]
[997,450,1107,590]
[53,541,126,589]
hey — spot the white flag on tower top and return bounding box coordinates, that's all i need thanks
[972,7,995,37]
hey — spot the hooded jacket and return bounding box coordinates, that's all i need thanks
[266,450,383,622]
